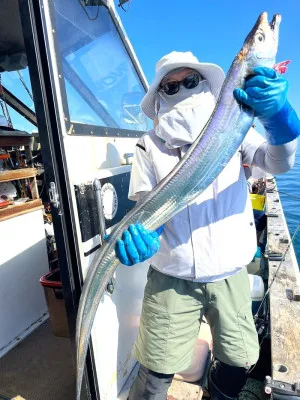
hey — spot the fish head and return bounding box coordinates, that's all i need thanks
[238,12,281,71]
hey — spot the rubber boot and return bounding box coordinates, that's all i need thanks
[209,360,248,400]
[209,371,237,400]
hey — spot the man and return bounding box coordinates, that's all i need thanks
[115,51,299,399]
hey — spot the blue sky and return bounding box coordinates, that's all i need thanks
[117,0,300,115]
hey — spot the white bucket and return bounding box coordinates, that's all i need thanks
[248,274,265,314]
[175,321,212,382]
[248,274,264,301]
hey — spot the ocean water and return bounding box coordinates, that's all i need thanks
[276,147,300,266]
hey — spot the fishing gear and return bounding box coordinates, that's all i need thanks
[271,188,300,202]
[245,223,300,380]
[254,222,300,320]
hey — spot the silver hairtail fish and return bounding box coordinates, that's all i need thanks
[76,12,281,399]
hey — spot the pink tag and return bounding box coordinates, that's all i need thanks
[273,60,291,74]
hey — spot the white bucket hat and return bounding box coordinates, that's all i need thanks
[141,51,225,120]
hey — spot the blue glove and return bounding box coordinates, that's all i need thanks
[234,67,300,145]
[115,223,163,266]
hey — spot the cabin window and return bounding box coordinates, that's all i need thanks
[52,0,150,132]
[1,68,36,133]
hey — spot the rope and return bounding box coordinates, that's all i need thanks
[17,70,34,101]
[273,188,300,202]
[0,74,13,128]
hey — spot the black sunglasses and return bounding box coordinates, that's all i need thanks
[160,73,201,96]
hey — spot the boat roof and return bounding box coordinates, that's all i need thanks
[0,0,27,71]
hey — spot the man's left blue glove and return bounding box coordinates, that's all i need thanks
[115,223,162,266]
[233,67,300,145]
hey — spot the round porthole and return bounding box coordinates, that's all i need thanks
[101,183,118,220]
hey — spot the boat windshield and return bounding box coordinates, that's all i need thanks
[52,0,151,132]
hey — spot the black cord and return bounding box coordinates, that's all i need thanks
[78,0,100,20]
[119,0,131,12]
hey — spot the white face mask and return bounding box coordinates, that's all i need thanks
[155,80,216,149]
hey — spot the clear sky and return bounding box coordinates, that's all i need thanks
[116,0,300,115]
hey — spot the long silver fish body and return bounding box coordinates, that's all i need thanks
[76,12,281,399]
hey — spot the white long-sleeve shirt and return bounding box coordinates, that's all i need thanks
[128,128,297,282]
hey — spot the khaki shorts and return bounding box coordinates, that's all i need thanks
[133,266,259,374]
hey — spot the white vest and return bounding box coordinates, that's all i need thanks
[129,128,264,282]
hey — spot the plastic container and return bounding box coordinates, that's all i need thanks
[248,274,265,314]
[250,194,266,211]
[247,247,261,275]
[40,269,69,338]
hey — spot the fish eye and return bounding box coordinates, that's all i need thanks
[256,33,265,42]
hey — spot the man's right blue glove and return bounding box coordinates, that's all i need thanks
[115,223,163,266]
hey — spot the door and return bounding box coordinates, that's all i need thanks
[18,0,151,398]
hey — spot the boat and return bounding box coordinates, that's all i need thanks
[0,1,299,399]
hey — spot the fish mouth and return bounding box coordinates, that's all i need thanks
[256,12,281,31]
[270,13,281,31]
[239,12,281,62]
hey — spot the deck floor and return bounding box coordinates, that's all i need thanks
[0,320,75,400]
[0,318,266,400]
[168,379,204,400]
[0,319,207,400]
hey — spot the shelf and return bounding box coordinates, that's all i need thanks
[0,133,35,147]
[0,168,38,183]
[0,199,43,222]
